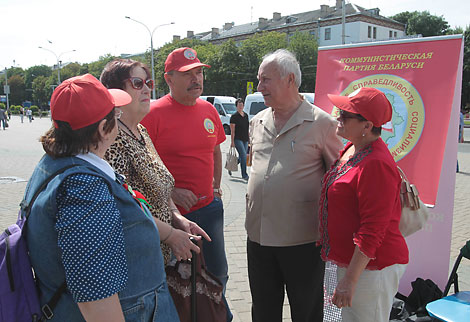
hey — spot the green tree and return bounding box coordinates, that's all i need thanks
[0,67,24,99]
[204,40,242,96]
[154,38,208,95]
[140,31,318,98]
[389,11,414,26]
[238,32,288,96]
[5,67,24,78]
[87,54,117,78]
[8,74,26,105]
[390,11,450,36]
[25,65,52,101]
[448,26,464,35]
[60,62,81,81]
[287,31,319,92]
[32,76,50,108]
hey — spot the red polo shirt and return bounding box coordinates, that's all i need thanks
[141,95,225,214]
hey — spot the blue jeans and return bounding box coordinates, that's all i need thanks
[185,197,233,322]
[234,139,248,178]
[121,283,179,322]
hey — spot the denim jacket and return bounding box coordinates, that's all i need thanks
[25,154,179,321]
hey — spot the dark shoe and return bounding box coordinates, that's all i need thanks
[228,170,232,176]
[242,175,249,181]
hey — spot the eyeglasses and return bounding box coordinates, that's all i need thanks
[338,109,367,121]
[115,108,123,119]
[127,77,154,90]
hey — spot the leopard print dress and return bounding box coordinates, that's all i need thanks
[105,124,174,265]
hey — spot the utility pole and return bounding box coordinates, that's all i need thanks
[38,47,76,84]
[125,17,174,99]
[342,0,346,44]
[2,68,10,115]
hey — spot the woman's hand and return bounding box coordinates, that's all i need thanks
[172,212,211,242]
[332,246,371,308]
[332,276,356,308]
[166,228,201,261]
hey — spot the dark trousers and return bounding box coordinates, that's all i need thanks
[247,239,325,322]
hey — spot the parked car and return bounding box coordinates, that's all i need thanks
[244,92,266,120]
[244,92,315,120]
[200,96,237,134]
[302,93,315,104]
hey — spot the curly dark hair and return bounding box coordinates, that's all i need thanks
[40,109,116,158]
[100,58,151,90]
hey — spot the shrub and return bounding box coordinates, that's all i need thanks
[31,105,39,115]
[9,105,20,115]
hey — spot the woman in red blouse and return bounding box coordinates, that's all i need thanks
[319,87,408,322]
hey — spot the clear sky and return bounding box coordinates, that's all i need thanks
[1,0,468,69]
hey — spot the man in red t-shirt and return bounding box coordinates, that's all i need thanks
[141,47,232,321]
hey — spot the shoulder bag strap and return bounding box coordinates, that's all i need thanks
[23,164,78,219]
[21,164,78,320]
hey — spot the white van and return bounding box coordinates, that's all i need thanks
[244,92,266,120]
[244,92,315,120]
[200,96,237,134]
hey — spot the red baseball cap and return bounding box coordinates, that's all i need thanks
[327,87,392,127]
[164,47,210,73]
[51,74,132,130]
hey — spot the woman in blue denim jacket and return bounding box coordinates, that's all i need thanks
[25,74,180,321]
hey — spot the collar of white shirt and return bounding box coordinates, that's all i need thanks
[76,152,116,181]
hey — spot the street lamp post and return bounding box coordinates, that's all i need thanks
[1,67,10,115]
[125,17,174,99]
[38,47,76,84]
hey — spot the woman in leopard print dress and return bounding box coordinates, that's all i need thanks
[100,59,210,265]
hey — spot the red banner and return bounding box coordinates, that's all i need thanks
[314,36,463,205]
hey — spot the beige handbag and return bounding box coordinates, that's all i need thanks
[397,167,430,237]
[225,147,238,172]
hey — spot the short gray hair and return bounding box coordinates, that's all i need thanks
[261,49,301,88]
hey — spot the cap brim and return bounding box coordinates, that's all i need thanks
[108,89,132,107]
[327,94,357,114]
[177,62,211,72]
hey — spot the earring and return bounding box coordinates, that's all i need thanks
[362,133,366,137]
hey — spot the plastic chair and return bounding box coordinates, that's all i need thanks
[426,240,470,321]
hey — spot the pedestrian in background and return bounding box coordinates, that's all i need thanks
[229,98,249,180]
[459,107,465,143]
[457,107,465,172]
[26,108,32,122]
[246,49,342,322]
[20,106,24,123]
[0,108,7,130]
[319,87,409,322]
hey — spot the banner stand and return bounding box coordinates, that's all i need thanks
[314,35,464,299]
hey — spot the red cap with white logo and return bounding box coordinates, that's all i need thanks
[164,47,211,73]
[327,87,392,127]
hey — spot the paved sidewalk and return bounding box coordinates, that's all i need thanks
[1,115,469,321]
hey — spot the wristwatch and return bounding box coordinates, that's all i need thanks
[213,188,223,195]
